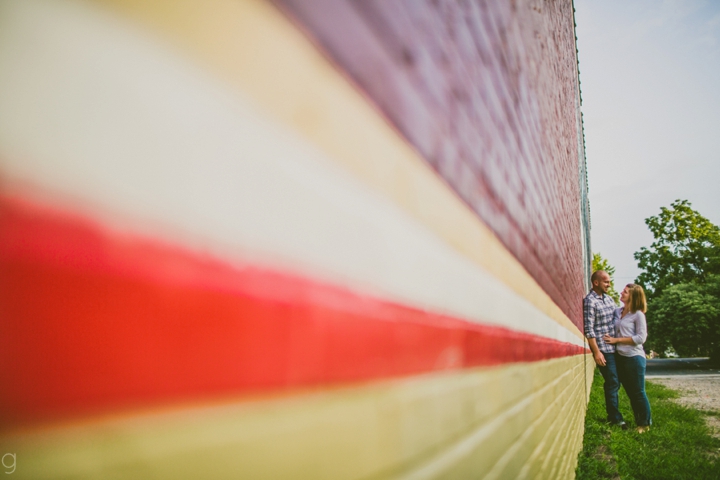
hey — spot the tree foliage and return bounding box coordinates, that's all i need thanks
[635,200,720,297]
[646,277,720,357]
[591,252,619,304]
[635,200,720,358]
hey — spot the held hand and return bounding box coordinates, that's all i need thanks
[593,351,606,366]
[603,334,616,345]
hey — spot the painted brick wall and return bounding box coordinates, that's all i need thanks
[274,0,588,328]
[0,1,593,478]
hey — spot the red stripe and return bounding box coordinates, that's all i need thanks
[0,195,587,428]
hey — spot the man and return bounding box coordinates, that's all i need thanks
[584,270,626,429]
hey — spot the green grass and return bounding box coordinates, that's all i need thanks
[576,368,720,480]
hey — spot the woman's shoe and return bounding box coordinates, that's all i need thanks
[636,426,650,434]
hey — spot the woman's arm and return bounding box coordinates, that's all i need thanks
[632,312,648,345]
[603,312,647,346]
[602,335,636,345]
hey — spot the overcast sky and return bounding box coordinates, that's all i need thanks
[574,0,720,286]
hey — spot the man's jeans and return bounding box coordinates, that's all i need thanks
[597,352,624,424]
[617,354,652,427]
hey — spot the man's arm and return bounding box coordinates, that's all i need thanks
[583,297,606,366]
[587,337,606,366]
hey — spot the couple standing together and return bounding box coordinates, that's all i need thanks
[584,270,652,433]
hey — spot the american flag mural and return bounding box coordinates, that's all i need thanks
[0,0,593,478]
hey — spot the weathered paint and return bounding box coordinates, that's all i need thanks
[0,0,593,478]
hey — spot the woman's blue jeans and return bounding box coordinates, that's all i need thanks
[617,354,652,427]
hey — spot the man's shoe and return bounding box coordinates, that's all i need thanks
[610,421,628,430]
[636,426,650,434]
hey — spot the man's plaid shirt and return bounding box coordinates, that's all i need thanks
[584,290,617,354]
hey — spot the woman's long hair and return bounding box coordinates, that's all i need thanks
[625,284,647,313]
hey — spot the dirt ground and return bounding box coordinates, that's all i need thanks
[649,376,720,437]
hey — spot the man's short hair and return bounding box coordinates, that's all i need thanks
[591,270,606,284]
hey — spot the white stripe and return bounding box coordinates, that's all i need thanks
[0,0,583,347]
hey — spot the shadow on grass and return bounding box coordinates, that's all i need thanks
[576,368,720,480]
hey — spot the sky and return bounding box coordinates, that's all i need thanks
[574,0,720,286]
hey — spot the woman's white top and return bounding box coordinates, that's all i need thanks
[614,307,647,357]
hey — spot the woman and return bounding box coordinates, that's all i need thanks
[603,284,651,433]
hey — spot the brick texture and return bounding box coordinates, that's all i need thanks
[274,0,589,329]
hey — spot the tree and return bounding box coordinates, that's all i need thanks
[635,200,720,359]
[591,252,619,304]
[635,200,720,298]
[645,277,720,358]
